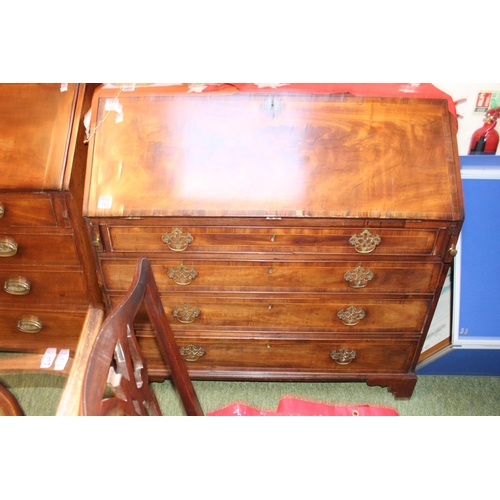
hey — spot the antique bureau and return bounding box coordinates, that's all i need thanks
[0,84,101,355]
[83,83,464,398]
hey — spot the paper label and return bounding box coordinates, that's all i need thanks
[98,195,113,209]
[40,348,57,369]
[54,349,70,371]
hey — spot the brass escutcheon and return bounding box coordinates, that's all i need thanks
[161,228,194,252]
[0,236,18,257]
[344,265,374,288]
[172,303,200,324]
[0,203,4,219]
[179,344,205,362]
[167,264,198,285]
[349,229,381,254]
[4,276,31,295]
[17,315,43,333]
[337,305,366,326]
[330,347,357,365]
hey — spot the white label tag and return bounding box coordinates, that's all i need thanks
[54,349,70,371]
[98,195,113,209]
[104,98,123,114]
[40,348,57,369]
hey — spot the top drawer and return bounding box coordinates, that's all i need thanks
[99,224,442,257]
[0,195,58,227]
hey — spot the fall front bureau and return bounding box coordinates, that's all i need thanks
[0,84,101,355]
[83,84,464,398]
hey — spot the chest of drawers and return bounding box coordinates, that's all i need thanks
[0,84,101,355]
[83,84,464,398]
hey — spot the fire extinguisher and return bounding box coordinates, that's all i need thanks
[469,107,500,155]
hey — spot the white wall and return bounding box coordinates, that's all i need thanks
[433,83,500,156]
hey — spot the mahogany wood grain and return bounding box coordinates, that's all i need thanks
[0,84,78,190]
[137,335,419,373]
[0,194,58,227]
[83,86,465,399]
[109,293,432,333]
[85,92,463,221]
[0,310,88,353]
[0,269,87,306]
[0,84,103,360]
[57,259,202,416]
[100,258,443,294]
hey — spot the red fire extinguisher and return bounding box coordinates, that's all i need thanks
[469,107,500,155]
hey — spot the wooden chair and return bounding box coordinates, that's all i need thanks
[57,258,203,416]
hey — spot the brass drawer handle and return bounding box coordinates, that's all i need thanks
[167,264,198,285]
[17,315,43,333]
[179,344,205,362]
[349,229,381,254]
[344,265,374,288]
[330,347,357,365]
[337,305,365,326]
[0,236,18,257]
[4,276,31,295]
[0,202,4,219]
[172,303,201,324]
[161,228,194,252]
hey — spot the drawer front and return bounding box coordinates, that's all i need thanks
[104,225,439,256]
[0,269,87,305]
[138,335,418,375]
[0,195,58,227]
[101,259,442,294]
[0,232,80,266]
[0,310,87,353]
[111,294,432,333]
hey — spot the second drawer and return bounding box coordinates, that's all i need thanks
[101,259,443,294]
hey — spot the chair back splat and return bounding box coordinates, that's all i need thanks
[58,258,203,416]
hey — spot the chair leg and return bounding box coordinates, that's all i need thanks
[0,383,24,416]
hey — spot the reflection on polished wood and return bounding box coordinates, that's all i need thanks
[84,86,464,399]
[85,93,463,221]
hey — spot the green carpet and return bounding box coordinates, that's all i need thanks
[1,371,500,416]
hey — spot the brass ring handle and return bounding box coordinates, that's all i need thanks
[330,347,357,365]
[4,276,31,295]
[167,264,198,285]
[344,265,374,288]
[17,315,43,333]
[0,203,4,219]
[349,229,381,254]
[161,228,194,252]
[0,236,18,257]
[337,305,365,326]
[179,344,205,362]
[172,303,200,324]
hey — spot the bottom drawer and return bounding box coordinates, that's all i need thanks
[137,334,419,379]
[0,309,88,353]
